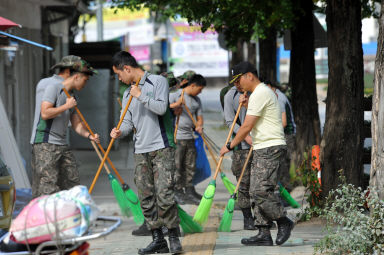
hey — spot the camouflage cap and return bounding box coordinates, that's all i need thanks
[50,55,82,70]
[160,71,178,88]
[177,70,196,81]
[71,59,98,76]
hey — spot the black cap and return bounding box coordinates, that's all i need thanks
[230,61,257,84]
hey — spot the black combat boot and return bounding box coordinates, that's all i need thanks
[185,187,200,205]
[168,228,183,254]
[174,189,187,205]
[241,227,273,246]
[241,208,256,230]
[138,229,169,254]
[190,186,202,200]
[275,216,294,245]
[132,222,151,236]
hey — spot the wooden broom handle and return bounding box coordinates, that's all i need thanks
[89,79,140,193]
[90,141,111,175]
[234,147,253,193]
[212,98,244,180]
[62,88,126,185]
[173,89,185,144]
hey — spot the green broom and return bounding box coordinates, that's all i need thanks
[279,182,300,208]
[219,148,253,232]
[63,88,137,220]
[177,205,203,233]
[193,101,244,225]
[90,141,132,217]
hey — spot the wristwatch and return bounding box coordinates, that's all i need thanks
[226,142,233,151]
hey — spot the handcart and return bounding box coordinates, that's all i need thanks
[0,216,121,255]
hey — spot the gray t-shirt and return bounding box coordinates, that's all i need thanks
[169,89,202,140]
[120,71,175,153]
[30,75,64,144]
[276,89,296,135]
[32,82,74,145]
[223,86,250,150]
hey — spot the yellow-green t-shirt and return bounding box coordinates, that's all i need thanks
[246,83,286,150]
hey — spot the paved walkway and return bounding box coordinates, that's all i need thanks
[73,104,324,254]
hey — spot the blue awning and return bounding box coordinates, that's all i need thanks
[0,31,52,51]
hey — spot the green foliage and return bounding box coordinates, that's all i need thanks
[314,0,380,19]
[314,171,384,254]
[294,150,322,221]
[109,0,298,48]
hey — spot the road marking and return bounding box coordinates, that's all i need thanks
[182,210,220,255]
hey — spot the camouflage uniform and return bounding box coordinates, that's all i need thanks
[250,145,287,227]
[231,149,251,209]
[174,139,196,190]
[134,147,180,230]
[31,143,79,198]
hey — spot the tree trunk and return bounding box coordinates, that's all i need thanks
[259,27,277,83]
[289,0,321,166]
[370,0,384,199]
[247,42,256,66]
[231,40,244,68]
[321,0,364,197]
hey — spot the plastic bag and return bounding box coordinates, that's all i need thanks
[10,185,99,244]
[193,133,211,185]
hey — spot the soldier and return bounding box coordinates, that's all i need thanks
[223,79,255,230]
[30,57,99,198]
[110,51,182,254]
[169,74,206,205]
[220,61,294,246]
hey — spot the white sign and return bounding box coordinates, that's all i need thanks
[171,40,228,77]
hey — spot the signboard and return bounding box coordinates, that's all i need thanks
[170,22,228,77]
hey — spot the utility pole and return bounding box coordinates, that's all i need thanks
[96,0,104,41]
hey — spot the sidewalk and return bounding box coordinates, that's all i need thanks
[74,108,324,254]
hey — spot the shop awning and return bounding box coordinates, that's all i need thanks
[0,16,21,31]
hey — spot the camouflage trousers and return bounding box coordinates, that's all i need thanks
[31,143,79,198]
[231,149,252,209]
[174,139,196,190]
[250,145,287,226]
[134,147,179,230]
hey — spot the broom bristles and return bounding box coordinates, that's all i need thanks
[109,175,132,217]
[193,181,216,225]
[177,205,203,233]
[221,172,236,195]
[124,189,145,225]
[218,198,235,232]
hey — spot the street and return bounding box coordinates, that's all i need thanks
[75,87,324,254]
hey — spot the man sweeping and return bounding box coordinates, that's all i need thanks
[169,74,206,205]
[223,79,255,230]
[110,51,182,254]
[220,61,294,246]
[30,57,99,198]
